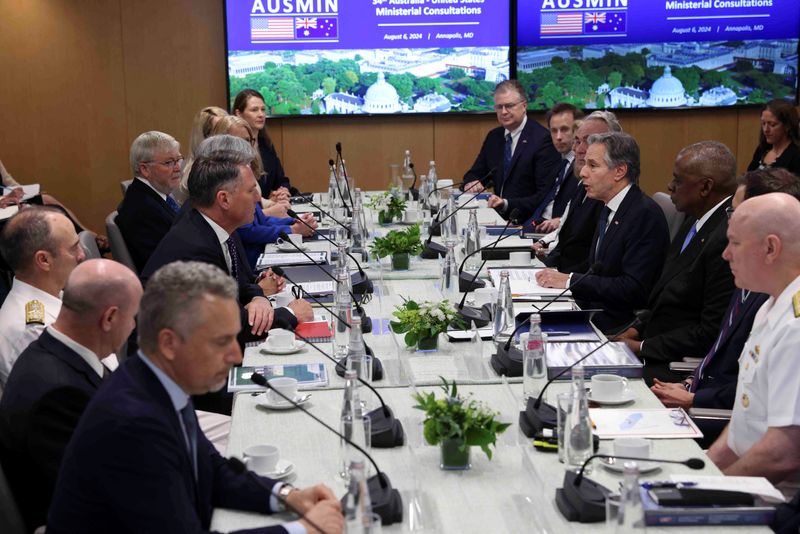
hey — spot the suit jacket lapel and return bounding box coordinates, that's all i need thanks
[717,291,767,350]
[595,184,639,260]
[40,330,103,390]
[504,123,530,188]
[134,179,176,220]
[190,210,231,276]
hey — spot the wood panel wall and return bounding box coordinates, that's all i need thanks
[0,0,763,235]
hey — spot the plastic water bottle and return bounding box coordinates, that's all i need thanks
[522,314,547,401]
[346,308,372,385]
[350,203,367,261]
[493,270,514,342]
[566,365,593,469]
[327,164,340,213]
[464,209,482,272]
[401,149,414,192]
[428,160,438,189]
[442,195,458,245]
[333,269,353,360]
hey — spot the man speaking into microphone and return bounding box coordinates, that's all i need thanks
[462,80,561,222]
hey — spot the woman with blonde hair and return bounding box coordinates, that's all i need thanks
[176,106,228,204]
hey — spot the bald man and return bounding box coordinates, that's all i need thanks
[707,193,800,483]
[0,259,142,530]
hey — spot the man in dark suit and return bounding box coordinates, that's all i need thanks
[116,131,183,272]
[47,261,343,534]
[534,111,621,273]
[616,141,738,384]
[0,259,142,531]
[463,80,562,222]
[537,132,670,333]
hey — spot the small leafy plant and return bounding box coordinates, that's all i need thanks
[413,377,511,460]
[369,224,422,259]
[390,298,466,347]
[366,191,406,224]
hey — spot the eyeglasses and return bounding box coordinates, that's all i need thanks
[725,206,734,219]
[144,157,184,168]
[493,100,525,112]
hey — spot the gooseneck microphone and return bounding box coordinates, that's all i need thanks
[328,158,350,216]
[557,453,705,523]
[335,143,356,212]
[286,209,368,280]
[250,373,403,525]
[408,162,419,200]
[296,196,350,236]
[291,331,405,448]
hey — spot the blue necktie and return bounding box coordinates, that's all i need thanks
[691,289,747,392]
[530,159,570,223]
[680,224,697,253]
[594,205,611,258]
[225,237,239,281]
[165,194,180,214]
[179,401,198,480]
[502,132,513,181]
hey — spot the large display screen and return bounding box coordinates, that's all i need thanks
[225,0,511,116]
[516,0,799,110]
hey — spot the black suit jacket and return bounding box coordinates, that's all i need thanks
[464,118,562,221]
[47,355,287,534]
[0,330,104,531]
[116,178,178,272]
[550,161,579,219]
[570,184,670,333]
[543,185,604,273]
[640,201,736,383]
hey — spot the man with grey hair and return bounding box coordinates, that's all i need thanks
[0,207,85,395]
[463,79,562,222]
[537,132,669,333]
[48,261,343,534]
[705,193,800,484]
[141,135,312,413]
[117,130,184,271]
[0,259,141,531]
[617,141,738,384]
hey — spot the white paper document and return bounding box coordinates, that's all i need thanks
[256,251,328,269]
[667,475,785,503]
[488,268,571,297]
[589,408,703,439]
[3,183,40,200]
[0,205,19,221]
[293,280,335,295]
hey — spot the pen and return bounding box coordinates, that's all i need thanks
[641,481,698,489]
[545,331,570,336]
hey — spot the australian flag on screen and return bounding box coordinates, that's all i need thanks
[295,17,338,40]
[584,12,627,36]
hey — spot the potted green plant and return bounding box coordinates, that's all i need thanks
[389,298,465,350]
[369,224,422,270]
[413,377,511,470]
[366,192,406,224]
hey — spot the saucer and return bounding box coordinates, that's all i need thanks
[260,459,295,479]
[601,457,661,474]
[587,390,635,406]
[276,243,307,252]
[259,394,312,411]
[259,339,306,355]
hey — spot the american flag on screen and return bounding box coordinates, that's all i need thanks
[250,17,294,40]
[540,13,583,36]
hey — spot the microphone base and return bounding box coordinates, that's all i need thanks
[489,343,523,377]
[352,272,374,296]
[334,349,384,381]
[456,304,491,328]
[421,241,446,259]
[340,473,404,526]
[366,405,405,448]
[458,271,486,292]
[518,398,558,438]
[556,470,612,523]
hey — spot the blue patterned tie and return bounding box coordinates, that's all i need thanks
[691,290,746,392]
[530,158,570,223]
[501,133,513,193]
[225,237,239,281]
[179,401,198,480]
[680,224,697,253]
[165,194,180,214]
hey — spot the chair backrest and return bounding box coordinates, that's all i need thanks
[120,179,132,196]
[78,230,101,260]
[105,211,137,274]
[652,191,686,242]
[0,461,26,534]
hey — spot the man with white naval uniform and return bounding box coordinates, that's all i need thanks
[708,192,800,484]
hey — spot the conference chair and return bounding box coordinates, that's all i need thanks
[78,230,102,260]
[653,191,685,242]
[120,179,132,196]
[105,211,137,274]
[0,461,26,534]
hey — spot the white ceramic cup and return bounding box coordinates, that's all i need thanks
[509,251,531,266]
[267,329,294,349]
[243,444,280,474]
[267,377,298,404]
[277,234,303,248]
[590,374,629,401]
[403,210,420,223]
[472,287,497,307]
[613,437,652,460]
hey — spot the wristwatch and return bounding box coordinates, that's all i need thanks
[277,483,296,511]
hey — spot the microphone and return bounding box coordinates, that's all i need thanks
[490,263,602,378]
[420,183,493,260]
[250,373,403,525]
[517,316,639,438]
[328,158,350,216]
[335,143,356,212]
[296,196,350,235]
[226,457,326,534]
[291,330,405,448]
[408,162,419,200]
[557,453,705,523]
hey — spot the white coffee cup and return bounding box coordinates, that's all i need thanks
[276,234,303,248]
[509,251,531,266]
[590,374,629,401]
[267,329,294,350]
[472,287,497,307]
[613,437,652,460]
[243,444,280,474]
[403,210,420,223]
[267,377,298,404]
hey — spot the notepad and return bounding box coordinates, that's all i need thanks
[228,363,328,392]
[256,251,328,270]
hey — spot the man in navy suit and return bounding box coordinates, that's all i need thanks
[117,131,183,272]
[47,261,343,534]
[617,141,738,384]
[0,259,142,531]
[537,132,670,333]
[463,80,562,222]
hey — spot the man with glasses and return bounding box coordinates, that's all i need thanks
[463,80,561,222]
[117,131,185,272]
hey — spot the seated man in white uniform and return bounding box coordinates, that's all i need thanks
[707,192,800,484]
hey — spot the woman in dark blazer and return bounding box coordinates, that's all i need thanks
[747,99,800,176]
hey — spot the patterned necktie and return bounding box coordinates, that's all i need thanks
[594,205,612,258]
[691,289,746,392]
[179,401,198,480]
[530,158,570,223]
[225,237,239,281]
[680,224,697,254]
[165,194,180,214]
[502,132,513,181]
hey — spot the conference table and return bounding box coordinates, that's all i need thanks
[211,196,769,533]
